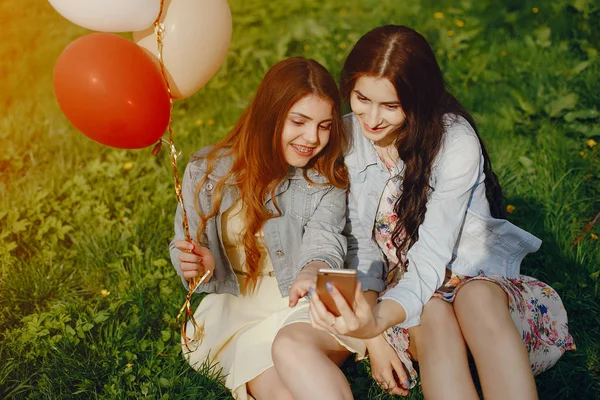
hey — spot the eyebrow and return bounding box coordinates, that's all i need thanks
[354,90,400,106]
[290,112,332,123]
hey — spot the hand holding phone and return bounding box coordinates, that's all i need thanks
[315,268,357,317]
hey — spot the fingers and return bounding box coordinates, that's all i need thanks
[327,284,360,331]
[390,362,410,395]
[174,240,195,253]
[378,365,397,394]
[289,286,301,307]
[194,243,213,257]
[391,358,410,390]
[176,240,215,283]
[308,305,328,332]
[309,290,337,332]
[375,367,409,397]
[353,282,372,314]
[288,275,315,307]
[178,251,203,279]
[177,240,209,281]
[174,240,211,259]
[178,251,203,265]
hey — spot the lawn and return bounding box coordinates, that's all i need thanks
[1,0,599,399]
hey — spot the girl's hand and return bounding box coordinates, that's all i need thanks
[308,282,384,339]
[288,262,322,307]
[366,335,411,396]
[173,240,215,282]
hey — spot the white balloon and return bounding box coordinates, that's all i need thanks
[134,0,233,99]
[48,0,162,32]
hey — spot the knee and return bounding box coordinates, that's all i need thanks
[272,325,303,368]
[410,298,464,359]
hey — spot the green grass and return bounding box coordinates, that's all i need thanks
[1,0,599,398]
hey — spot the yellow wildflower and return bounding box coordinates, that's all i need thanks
[304,44,310,51]
[455,19,465,27]
[591,233,599,240]
[447,30,455,37]
[207,119,215,125]
[126,363,134,368]
[532,7,539,13]
[506,205,516,213]
[580,151,586,158]
[100,289,110,297]
[501,50,507,57]
[433,12,444,20]
[586,139,597,148]
[339,43,347,49]
[122,162,133,172]
[195,119,203,126]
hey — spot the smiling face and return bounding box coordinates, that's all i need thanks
[281,94,333,167]
[350,76,406,146]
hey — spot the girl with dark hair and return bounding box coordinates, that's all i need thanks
[308,26,575,399]
[170,57,364,400]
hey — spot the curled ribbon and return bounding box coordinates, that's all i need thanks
[152,0,210,352]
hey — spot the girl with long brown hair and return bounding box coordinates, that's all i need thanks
[170,57,365,400]
[308,26,575,399]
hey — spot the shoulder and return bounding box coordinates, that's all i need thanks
[187,145,233,181]
[438,114,481,164]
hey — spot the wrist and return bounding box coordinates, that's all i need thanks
[301,260,327,275]
[364,332,387,347]
[372,299,406,335]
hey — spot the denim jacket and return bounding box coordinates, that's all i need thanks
[169,146,348,297]
[343,113,542,328]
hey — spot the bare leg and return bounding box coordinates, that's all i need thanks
[454,280,537,400]
[272,323,352,400]
[247,367,294,400]
[409,298,479,400]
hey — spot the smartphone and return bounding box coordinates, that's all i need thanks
[315,268,357,317]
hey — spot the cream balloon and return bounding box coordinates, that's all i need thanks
[48,0,161,32]
[134,0,233,99]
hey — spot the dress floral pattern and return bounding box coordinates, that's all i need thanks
[372,157,575,389]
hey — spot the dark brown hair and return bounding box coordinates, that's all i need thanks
[196,57,348,291]
[341,25,505,271]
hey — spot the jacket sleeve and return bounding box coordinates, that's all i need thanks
[169,160,203,291]
[379,128,482,328]
[297,186,348,271]
[344,184,386,293]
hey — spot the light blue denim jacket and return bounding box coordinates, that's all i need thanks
[170,146,347,297]
[343,113,542,328]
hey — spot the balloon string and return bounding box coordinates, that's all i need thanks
[152,0,208,352]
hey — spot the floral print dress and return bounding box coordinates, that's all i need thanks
[373,159,575,388]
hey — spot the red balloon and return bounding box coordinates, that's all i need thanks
[53,33,171,149]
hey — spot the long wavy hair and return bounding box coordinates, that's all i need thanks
[340,25,505,270]
[195,57,348,292]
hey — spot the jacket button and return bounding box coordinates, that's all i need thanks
[276,250,284,257]
[206,182,214,191]
[266,209,273,216]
